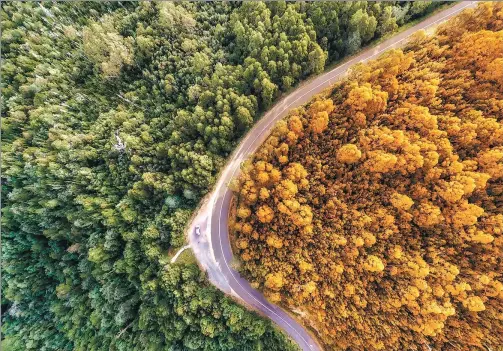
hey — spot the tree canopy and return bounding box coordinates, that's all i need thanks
[230,3,503,350]
[1,1,446,350]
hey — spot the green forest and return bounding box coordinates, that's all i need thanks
[1,2,444,350]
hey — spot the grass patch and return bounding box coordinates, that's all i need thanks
[176,248,197,265]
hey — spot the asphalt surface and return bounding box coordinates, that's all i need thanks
[187,2,477,350]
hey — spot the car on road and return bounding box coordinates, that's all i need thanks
[195,225,201,236]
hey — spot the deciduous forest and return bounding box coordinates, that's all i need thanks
[1,1,456,350]
[231,2,503,350]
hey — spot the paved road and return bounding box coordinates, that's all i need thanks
[187,2,477,350]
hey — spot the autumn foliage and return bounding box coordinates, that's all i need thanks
[230,3,503,350]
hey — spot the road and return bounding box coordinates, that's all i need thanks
[187,2,477,350]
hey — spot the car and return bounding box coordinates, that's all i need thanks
[195,225,201,236]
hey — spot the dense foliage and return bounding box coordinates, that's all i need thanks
[231,3,503,350]
[1,1,445,350]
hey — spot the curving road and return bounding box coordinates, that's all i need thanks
[187,2,477,350]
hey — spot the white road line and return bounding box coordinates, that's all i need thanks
[217,198,315,349]
[208,2,475,350]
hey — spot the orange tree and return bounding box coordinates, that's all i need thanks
[230,3,503,350]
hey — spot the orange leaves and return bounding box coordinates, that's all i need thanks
[308,99,334,134]
[413,201,443,227]
[390,192,414,211]
[265,272,284,291]
[345,83,388,116]
[302,281,317,298]
[477,148,503,179]
[277,199,313,230]
[269,168,282,183]
[481,57,503,88]
[450,201,484,227]
[353,49,414,95]
[284,162,308,181]
[288,115,304,135]
[436,180,466,203]
[361,231,376,247]
[240,179,258,205]
[266,234,283,249]
[309,98,335,115]
[252,161,281,187]
[236,238,249,249]
[404,256,430,279]
[275,179,298,200]
[463,296,486,312]
[353,111,367,127]
[286,116,304,145]
[291,205,313,228]
[330,263,344,277]
[275,143,289,164]
[391,103,438,132]
[255,171,270,185]
[229,4,503,349]
[336,144,362,164]
[299,260,313,274]
[310,111,329,134]
[468,230,494,244]
[365,150,397,173]
[363,255,385,273]
[241,223,253,235]
[264,290,281,303]
[277,199,300,215]
[236,206,251,219]
[358,126,429,174]
[256,204,274,223]
[450,30,503,73]
[258,187,270,200]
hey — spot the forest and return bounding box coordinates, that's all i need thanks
[230,2,503,350]
[2,1,448,350]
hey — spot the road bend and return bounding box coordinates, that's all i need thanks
[187,3,477,350]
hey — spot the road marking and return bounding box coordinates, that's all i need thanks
[217,196,315,349]
[208,2,476,350]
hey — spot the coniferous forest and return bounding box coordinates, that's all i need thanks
[2,1,454,350]
[231,3,503,350]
